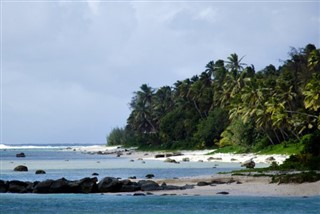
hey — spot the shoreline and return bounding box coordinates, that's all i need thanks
[72,145,289,165]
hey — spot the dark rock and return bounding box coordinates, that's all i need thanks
[33,179,54,193]
[92,172,99,176]
[35,170,46,174]
[230,158,237,161]
[0,180,8,193]
[16,153,26,158]
[266,156,275,162]
[211,180,226,185]
[182,157,190,162]
[98,177,121,193]
[8,180,28,193]
[133,193,146,196]
[165,153,173,157]
[145,174,155,179]
[50,178,72,193]
[155,154,165,158]
[208,157,222,161]
[183,184,195,190]
[138,180,161,191]
[128,176,137,179]
[164,158,179,164]
[14,165,28,172]
[241,159,255,169]
[197,181,210,186]
[77,177,98,193]
[216,191,229,195]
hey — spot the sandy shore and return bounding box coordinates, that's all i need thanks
[71,146,320,197]
[148,175,320,197]
[73,145,288,164]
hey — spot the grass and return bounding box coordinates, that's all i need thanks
[257,142,304,155]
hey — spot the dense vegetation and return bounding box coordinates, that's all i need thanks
[107,44,320,169]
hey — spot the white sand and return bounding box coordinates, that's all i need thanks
[73,145,288,165]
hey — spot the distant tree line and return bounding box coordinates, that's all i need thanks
[107,44,320,153]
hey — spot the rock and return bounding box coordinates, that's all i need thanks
[198,160,204,162]
[155,154,165,158]
[182,157,190,162]
[35,170,46,174]
[137,158,143,161]
[120,180,140,192]
[128,176,137,179]
[138,180,161,191]
[230,158,238,161]
[145,174,155,179]
[133,193,146,196]
[197,181,210,186]
[130,160,134,162]
[98,177,121,193]
[0,180,8,193]
[216,191,229,195]
[8,180,29,193]
[208,157,222,161]
[16,153,26,158]
[165,153,173,157]
[50,178,72,193]
[33,179,54,193]
[77,177,98,193]
[14,165,28,172]
[241,159,255,168]
[92,172,99,176]
[266,156,275,162]
[164,158,179,164]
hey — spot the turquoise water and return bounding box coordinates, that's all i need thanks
[1,194,319,214]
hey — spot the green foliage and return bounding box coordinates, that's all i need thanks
[218,117,257,148]
[257,140,304,155]
[193,108,229,147]
[106,127,128,146]
[107,44,320,164]
[271,171,320,184]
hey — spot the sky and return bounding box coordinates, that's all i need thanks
[1,0,319,145]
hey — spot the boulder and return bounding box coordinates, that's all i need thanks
[92,172,99,176]
[241,159,255,169]
[33,179,54,193]
[0,180,8,193]
[197,181,210,186]
[14,165,28,172]
[216,191,229,195]
[50,178,72,193]
[35,170,46,174]
[16,153,26,158]
[7,180,29,193]
[133,193,146,196]
[155,154,165,158]
[120,180,140,192]
[77,177,98,193]
[266,156,276,163]
[98,177,122,192]
[145,174,155,179]
[164,158,179,164]
[182,157,190,162]
[138,180,161,191]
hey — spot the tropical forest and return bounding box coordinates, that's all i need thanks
[107,44,320,170]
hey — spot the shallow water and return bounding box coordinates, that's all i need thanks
[0,145,241,181]
[1,194,319,214]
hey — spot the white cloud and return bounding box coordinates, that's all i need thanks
[2,1,319,144]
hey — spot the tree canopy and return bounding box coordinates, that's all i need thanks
[107,44,320,158]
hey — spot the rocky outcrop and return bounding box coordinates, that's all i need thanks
[241,159,255,169]
[16,153,26,158]
[0,177,191,194]
[14,165,28,172]
[35,170,46,174]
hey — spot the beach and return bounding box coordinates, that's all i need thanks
[71,145,320,197]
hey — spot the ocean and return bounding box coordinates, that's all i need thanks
[0,144,319,213]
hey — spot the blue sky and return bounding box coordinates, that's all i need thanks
[1,1,319,144]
